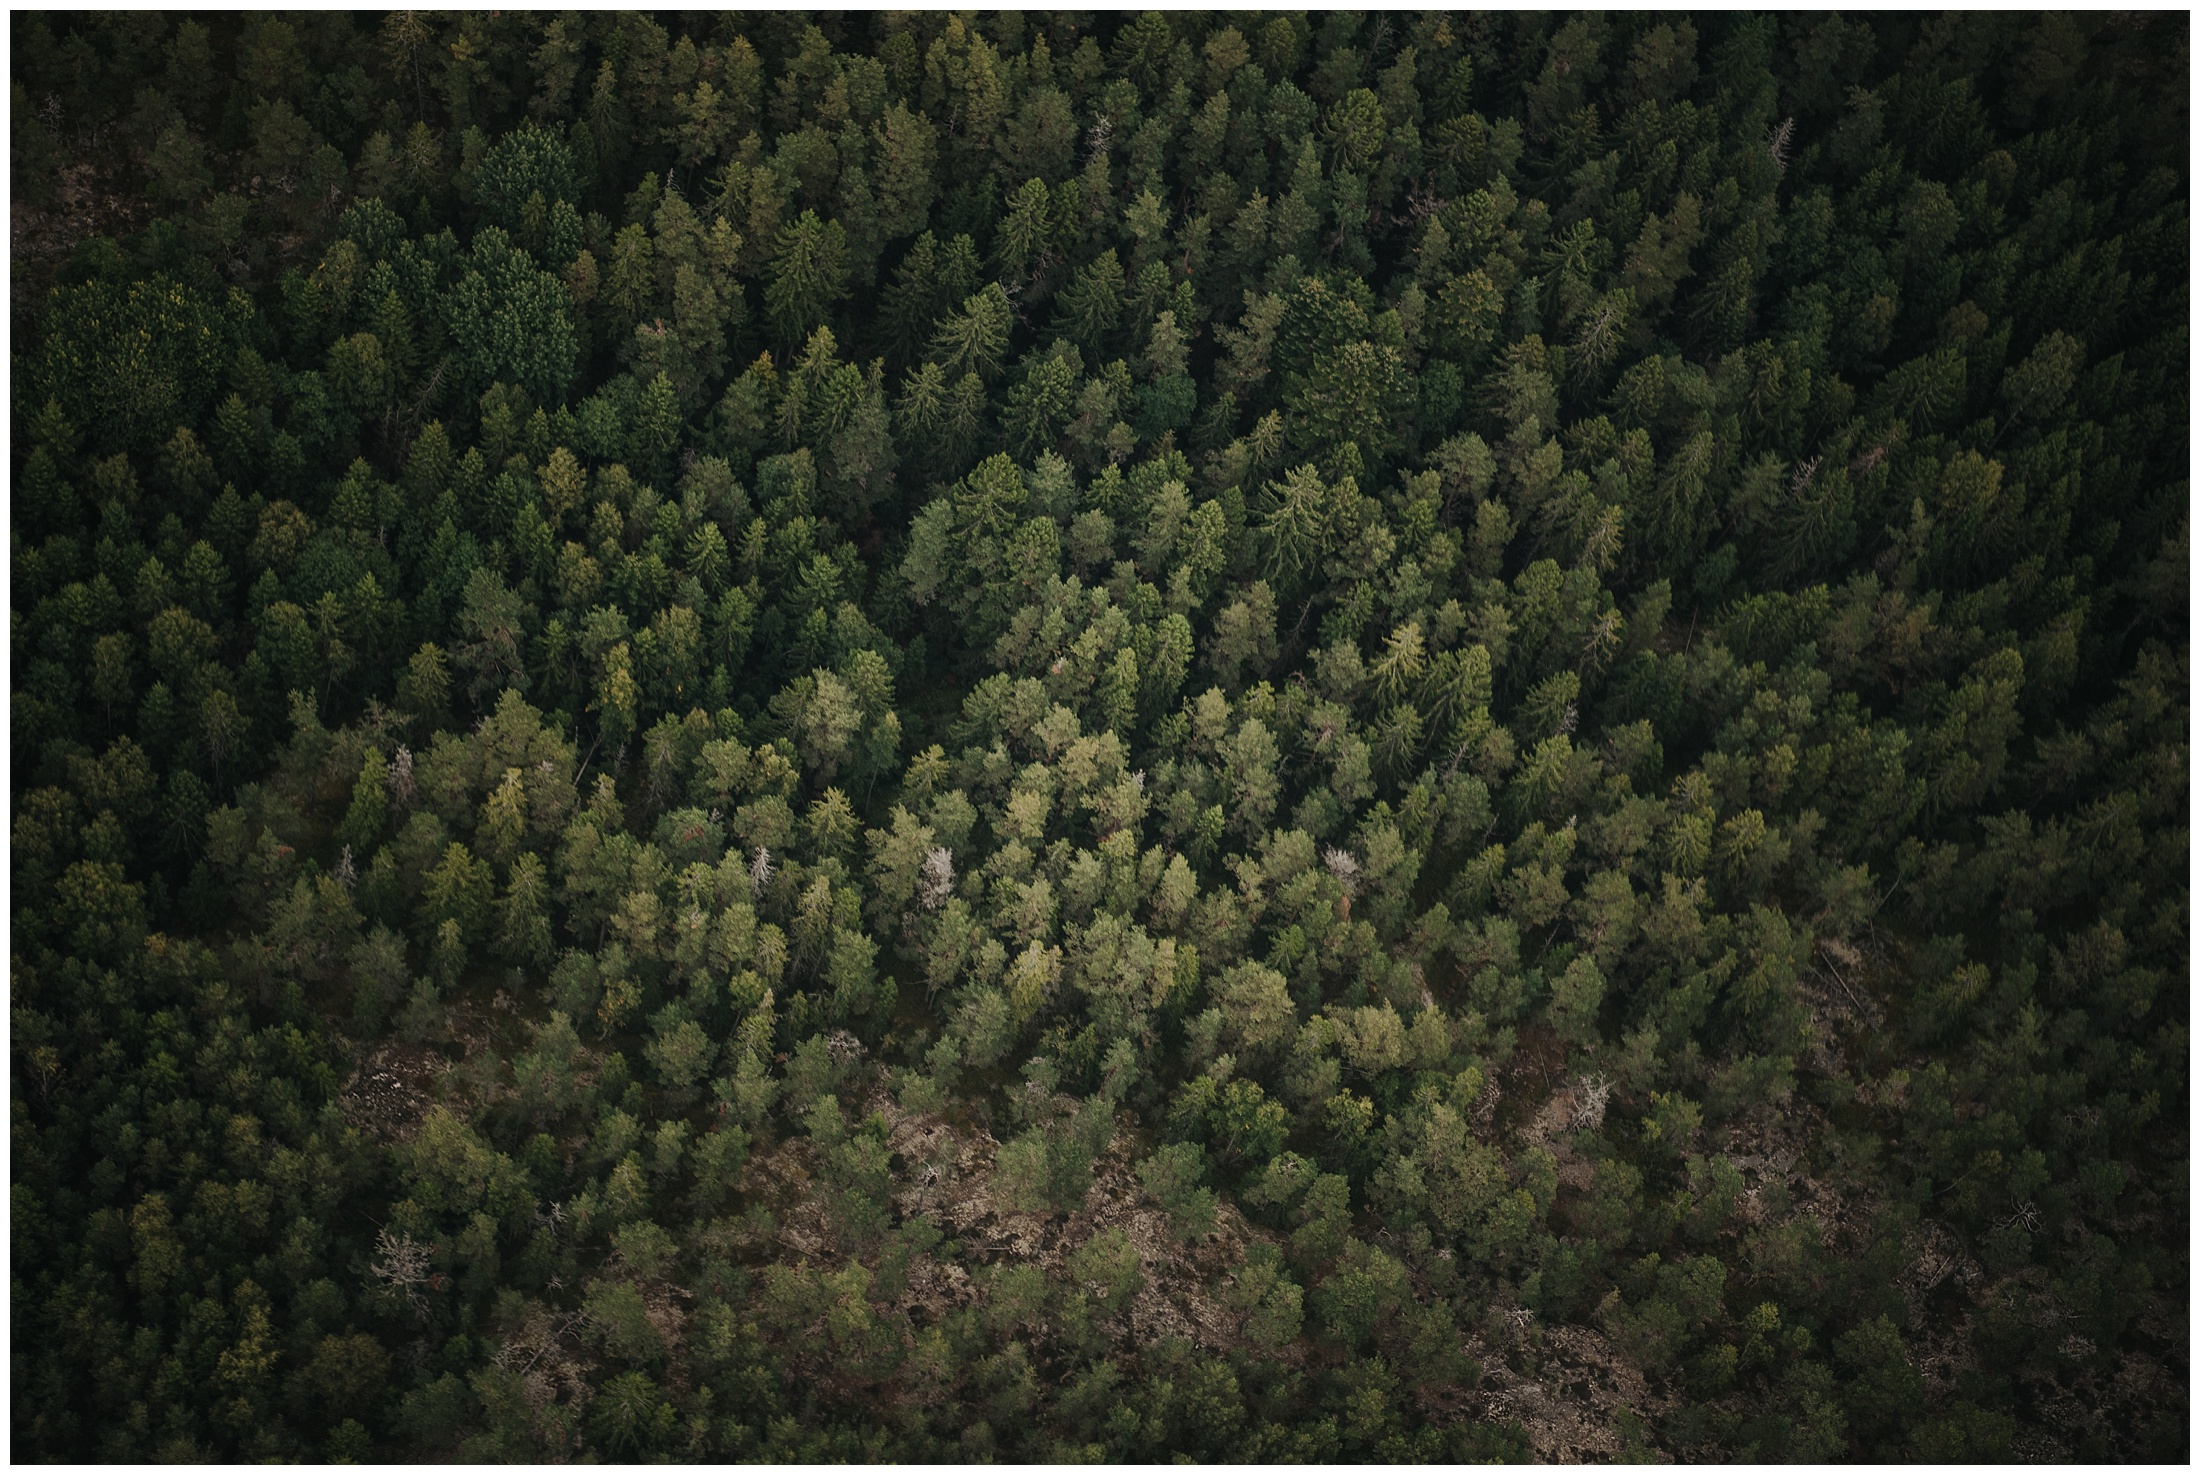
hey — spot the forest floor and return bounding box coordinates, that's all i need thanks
[743,1066,1284,1360]
[10,156,148,313]
[320,929,2184,1462]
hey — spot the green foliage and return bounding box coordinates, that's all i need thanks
[1137,1141,1218,1241]
[29,277,232,451]
[10,11,2186,1464]
[448,228,579,403]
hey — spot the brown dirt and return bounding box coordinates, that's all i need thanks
[1465,1320,1669,1462]
[735,1071,1287,1369]
[339,1037,444,1145]
[11,158,153,312]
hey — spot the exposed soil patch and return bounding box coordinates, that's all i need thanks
[339,1037,444,1145]
[11,157,153,312]
[744,1072,1288,1365]
[1468,1320,1666,1462]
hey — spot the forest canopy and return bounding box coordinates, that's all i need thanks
[9,10,2188,1463]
